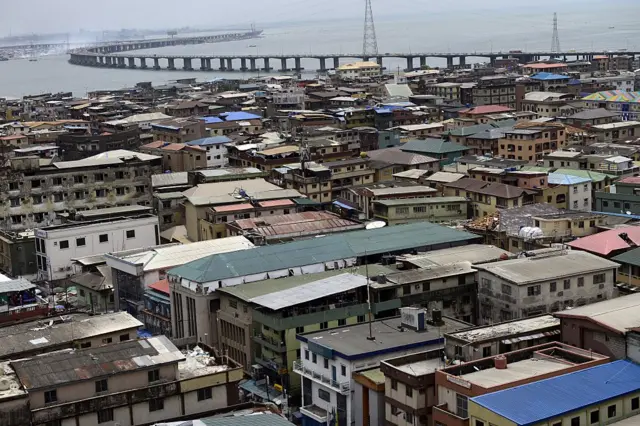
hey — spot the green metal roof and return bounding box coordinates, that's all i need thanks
[519,166,553,173]
[552,168,616,183]
[168,222,480,284]
[447,123,495,137]
[292,197,322,205]
[401,138,469,155]
[612,247,640,267]
[218,264,393,302]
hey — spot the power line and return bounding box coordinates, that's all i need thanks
[362,0,378,58]
[551,12,561,53]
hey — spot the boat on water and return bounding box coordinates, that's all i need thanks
[28,58,38,62]
[0,56,8,62]
[248,44,257,48]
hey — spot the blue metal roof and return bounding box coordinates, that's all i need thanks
[186,136,232,146]
[530,72,571,81]
[199,116,224,124]
[471,360,640,426]
[219,111,262,121]
[548,172,591,185]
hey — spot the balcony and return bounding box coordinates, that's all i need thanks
[255,356,288,375]
[253,332,287,353]
[300,404,330,423]
[293,360,350,395]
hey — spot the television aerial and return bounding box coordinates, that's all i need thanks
[230,187,250,200]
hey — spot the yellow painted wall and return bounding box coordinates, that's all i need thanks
[469,402,518,426]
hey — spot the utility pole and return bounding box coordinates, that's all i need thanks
[362,0,378,58]
[551,12,561,54]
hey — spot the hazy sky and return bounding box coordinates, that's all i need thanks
[0,0,616,35]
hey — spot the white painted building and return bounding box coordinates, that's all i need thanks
[475,250,619,324]
[548,173,593,211]
[35,215,159,282]
[293,312,468,426]
[184,136,232,168]
[336,61,382,79]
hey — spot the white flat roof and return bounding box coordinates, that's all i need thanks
[460,357,568,387]
[447,315,560,343]
[393,358,445,377]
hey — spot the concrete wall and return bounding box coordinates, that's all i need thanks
[560,317,627,359]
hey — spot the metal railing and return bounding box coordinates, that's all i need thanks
[292,360,350,394]
[252,332,287,352]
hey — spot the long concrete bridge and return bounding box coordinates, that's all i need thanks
[68,35,640,72]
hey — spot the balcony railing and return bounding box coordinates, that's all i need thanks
[253,332,287,353]
[293,360,350,394]
[255,356,287,374]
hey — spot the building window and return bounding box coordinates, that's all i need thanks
[197,387,213,401]
[95,379,108,393]
[475,421,484,426]
[608,404,617,418]
[357,315,365,323]
[341,364,346,376]
[119,333,129,341]
[550,282,557,292]
[564,279,571,290]
[149,398,164,412]
[501,284,512,295]
[338,319,346,326]
[148,369,160,383]
[391,379,397,390]
[318,388,331,402]
[296,326,304,334]
[324,358,329,369]
[76,237,86,247]
[102,337,112,344]
[590,410,599,424]
[482,346,491,357]
[305,350,309,360]
[456,394,468,418]
[99,234,108,243]
[97,409,114,424]
[229,300,237,309]
[406,413,414,424]
[406,386,413,397]
[59,240,69,249]
[320,322,328,330]
[80,341,91,348]
[312,353,317,364]
[126,230,135,239]
[44,389,57,404]
[391,405,399,416]
[578,277,585,286]
[527,285,541,296]
[594,273,606,284]
[632,397,639,410]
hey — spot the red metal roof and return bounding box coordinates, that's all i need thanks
[141,141,167,149]
[149,279,169,294]
[257,199,296,208]
[523,63,569,69]
[162,143,187,151]
[618,176,640,185]
[213,203,254,213]
[567,226,640,256]
[231,211,363,237]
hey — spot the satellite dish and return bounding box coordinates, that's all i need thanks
[366,221,387,230]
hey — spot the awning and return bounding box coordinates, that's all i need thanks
[239,379,284,405]
[333,200,356,210]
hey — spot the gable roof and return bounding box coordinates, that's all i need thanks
[401,139,469,155]
[567,225,640,256]
[554,292,640,334]
[444,178,536,199]
[458,105,514,115]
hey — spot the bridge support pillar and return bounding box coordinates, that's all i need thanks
[226,58,234,71]
[420,56,426,68]
[140,58,147,69]
[250,58,257,71]
[294,57,302,72]
[200,58,207,70]
[459,56,466,67]
[446,57,454,68]
[206,58,212,70]
[279,58,289,72]
[128,57,136,68]
[318,58,327,72]
[333,57,340,69]
[377,56,383,67]
[263,57,271,71]
[219,58,226,71]
[183,58,193,70]
[153,57,160,70]
[117,57,126,68]
[98,56,105,66]
[405,57,414,71]
[168,58,176,70]
[240,58,247,71]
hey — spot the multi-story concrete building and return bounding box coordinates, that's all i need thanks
[185,136,233,168]
[140,141,207,172]
[106,237,254,315]
[443,178,537,218]
[433,342,609,426]
[498,127,567,163]
[372,196,469,225]
[595,176,640,214]
[590,121,640,142]
[294,311,468,426]
[0,150,162,232]
[35,214,159,282]
[443,315,560,363]
[2,336,243,426]
[520,91,575,117]
[0,230,36,279]
[336,61,382,79]
[151,117,206,144]
[56,127,141,161]
[471,75,518,109]
[469,360,640,426]
[475,250,619,324]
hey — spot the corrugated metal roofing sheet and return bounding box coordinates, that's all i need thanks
[169,222,480,284]
[471,360,640,425]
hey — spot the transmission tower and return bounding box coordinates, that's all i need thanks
[362,0,378,58]
[551,12,561,53]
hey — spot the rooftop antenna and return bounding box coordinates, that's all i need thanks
[362,0,379,58]
[365,249,375,341]
[551,12,561,54]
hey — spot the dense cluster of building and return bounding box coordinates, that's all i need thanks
[0,52,640,426]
